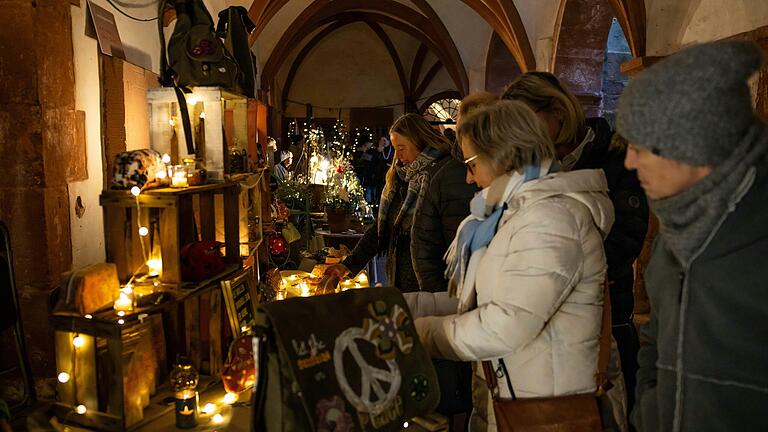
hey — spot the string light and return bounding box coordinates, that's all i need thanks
[117,318,125,325]
[212,413,224,424]
[130,186,141,197]
[72,335,85,348]
[117,311,125,317]
[138,226,149,236]
[84,314,93,319]
[162,153,171,164]
[58,372,70,383]
[223,392,237,404]
[201,403,216,414]
[75,405,87,414]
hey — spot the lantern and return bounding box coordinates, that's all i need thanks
[171,357,199,429]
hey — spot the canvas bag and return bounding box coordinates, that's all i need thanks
[251,287,440,431]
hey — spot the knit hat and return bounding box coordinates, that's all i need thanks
[617,41,763,166]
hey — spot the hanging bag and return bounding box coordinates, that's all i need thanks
[481,280,613,431]
[251,287,440,431]
[216,6,257,98]
[157,0,240,154]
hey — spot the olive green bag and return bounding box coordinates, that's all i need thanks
[157,0,239,154]
[158,0,238,90]
[251,287,440,431]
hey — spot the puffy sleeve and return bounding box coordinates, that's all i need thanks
[416,202,594,361]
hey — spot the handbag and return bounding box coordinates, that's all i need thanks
[482,280,612,431]
[180,241,225,281]
[251,287,440,431]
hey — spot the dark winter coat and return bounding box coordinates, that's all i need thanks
[633,161,768,431]
[574,118,649,323]
[411,157,477,292]
[344,155,475,292]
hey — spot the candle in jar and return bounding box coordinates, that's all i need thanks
[114,292,133,312]
[171,164,188,188]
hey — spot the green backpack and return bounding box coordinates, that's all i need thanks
[158,0,239,154]
[252,287,440,431]
[158,0,238,90]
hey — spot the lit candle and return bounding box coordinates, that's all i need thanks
[171,164,188,188]
[114,292,133,312]
[147,259,163,277]
[299,282,310,297]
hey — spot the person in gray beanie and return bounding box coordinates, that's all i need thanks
[617,40,768,432]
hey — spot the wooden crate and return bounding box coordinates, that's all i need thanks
[50,268,235,432]
[100,182,241,287]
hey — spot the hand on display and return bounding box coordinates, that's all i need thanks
[319,263,351,293]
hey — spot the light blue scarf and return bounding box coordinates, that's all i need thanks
[444,158,558,297]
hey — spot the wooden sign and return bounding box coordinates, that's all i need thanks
[221,267,257,337]
[85,0,126,59]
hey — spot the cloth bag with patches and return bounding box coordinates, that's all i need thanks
[251,287,439,431]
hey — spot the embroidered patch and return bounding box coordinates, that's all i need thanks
[316,396,355,432]
[408,375,429,401]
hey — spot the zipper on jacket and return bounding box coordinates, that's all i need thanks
[672,167,756,432]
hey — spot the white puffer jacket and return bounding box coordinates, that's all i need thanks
[415,168,616,428]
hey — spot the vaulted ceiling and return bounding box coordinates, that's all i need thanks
[205,0,646,113]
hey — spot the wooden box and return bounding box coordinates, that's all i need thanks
[147,87,249,182]
[100,182,241,287]
[51,271,234,432]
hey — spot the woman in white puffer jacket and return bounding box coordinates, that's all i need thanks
[414,100,623,431]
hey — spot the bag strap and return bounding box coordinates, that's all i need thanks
[481,278,613,400]
[595,278,612,395]
[251,332,269,429]
[174,86,196,155]
[158,0,172,86]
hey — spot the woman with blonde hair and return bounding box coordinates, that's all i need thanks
[414,100,623,430]
[324,113,477,423]
[504,72,648,414]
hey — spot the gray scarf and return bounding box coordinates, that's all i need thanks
[377,146,444,237]
[651,124,768,265]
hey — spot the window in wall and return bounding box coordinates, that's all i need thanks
[422,98,460,125]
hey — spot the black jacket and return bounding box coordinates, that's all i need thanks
[575,118,649,322]
[411,156,476,292]
[345,154,475,292]
[633,157,768,431]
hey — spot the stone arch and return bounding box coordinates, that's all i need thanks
[485,32,522,95]
[257,0,469,98]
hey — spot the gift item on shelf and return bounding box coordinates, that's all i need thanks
[100,182,241,286]
[54,263,121,316]
[180,241,226,282]
[221,335,255,394]
[147,87,252,182]
[112,149,168,190]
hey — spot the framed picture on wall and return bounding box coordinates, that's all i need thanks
[220,267,258,337]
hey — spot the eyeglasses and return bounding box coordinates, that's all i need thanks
[463,154,479,175]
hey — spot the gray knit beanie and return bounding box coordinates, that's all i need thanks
[616,41,763,166]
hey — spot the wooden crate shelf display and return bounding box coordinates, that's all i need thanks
[51,266,236,432]
[100,182,241,286]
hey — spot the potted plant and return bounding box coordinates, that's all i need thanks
[324,159,363,233]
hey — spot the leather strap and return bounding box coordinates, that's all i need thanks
[482,278,612,399]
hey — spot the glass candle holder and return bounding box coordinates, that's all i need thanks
[171,165,189,188]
